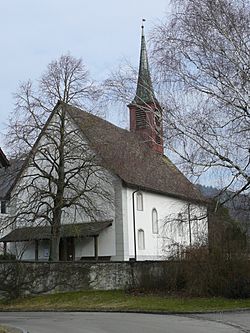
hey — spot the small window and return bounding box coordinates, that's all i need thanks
[1,201,6,214]
[138,229,145,250]
[152,208,159,234]
[136,192,143,211]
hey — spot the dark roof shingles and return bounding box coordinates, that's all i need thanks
[66,103,205,203]
[0,102,205,204]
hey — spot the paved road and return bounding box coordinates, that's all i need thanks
[0,312,248,333]
[195,311,250,332]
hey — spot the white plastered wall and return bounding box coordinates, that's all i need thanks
[122,187,208,261]
[5,107,117,260]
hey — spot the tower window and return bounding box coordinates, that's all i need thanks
[152,208,159,234]
[138,229,145,250]
[135,109,146,128]
[156,134,161,144]
[136,192,143,211]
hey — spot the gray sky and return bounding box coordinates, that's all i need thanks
[0,0,169,146]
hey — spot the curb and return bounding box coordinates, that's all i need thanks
[0,307,250,314]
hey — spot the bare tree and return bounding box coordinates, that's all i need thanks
[10,104,113,260]
[162,203,208,259]
[2,54,113,261]
[6,54,102,157]
[151,0,250,199]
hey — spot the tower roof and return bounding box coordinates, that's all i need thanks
[132,20,157,105]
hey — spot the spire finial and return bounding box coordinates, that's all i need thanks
[141,18,146,36]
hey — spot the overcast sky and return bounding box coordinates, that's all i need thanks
[0,0,170,146]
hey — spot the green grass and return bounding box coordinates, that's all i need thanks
[0,290,250,313]
[0,326,9,333]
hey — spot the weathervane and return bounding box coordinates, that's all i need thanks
[141,19,146,30]
[141,19,146,36]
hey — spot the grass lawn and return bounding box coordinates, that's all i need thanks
[0,290,250,313]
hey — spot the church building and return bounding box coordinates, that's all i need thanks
[0,25,208,261]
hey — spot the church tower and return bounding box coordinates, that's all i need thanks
[128,20,163,154]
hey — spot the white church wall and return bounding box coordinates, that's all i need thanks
[4,106,117,260]
[74,224,116,259]
[120,186,129,260]
[98,223,116,256]
[123,187,208,261]
[75,237,94,257]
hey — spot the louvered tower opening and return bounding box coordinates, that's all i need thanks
[135,109,147,128]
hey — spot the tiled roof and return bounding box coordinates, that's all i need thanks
[65,103,206,203]
[0,102,206,204]
[0,220,112,242]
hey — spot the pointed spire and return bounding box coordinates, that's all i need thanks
[132,19,156,105]
[128,20,164,154]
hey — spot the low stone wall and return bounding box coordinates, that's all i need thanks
[1,260,249,299]
[0,261,176,297]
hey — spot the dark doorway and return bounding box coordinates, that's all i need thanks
[59,237,75,261]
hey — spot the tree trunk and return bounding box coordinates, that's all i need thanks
[49,219,61,261]
[49,107,66,261]
[49,234,60,261]
[49,214,61,261]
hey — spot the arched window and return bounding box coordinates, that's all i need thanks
[136,192,143,211]
[138,229,145,250]
[193,215,199,237]
[152,208,159,234]
[178,213,184,237]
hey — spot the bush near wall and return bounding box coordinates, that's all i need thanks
[129,257,250,299]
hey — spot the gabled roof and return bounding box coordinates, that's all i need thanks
[0,221,112,242]
[65,102,206,204]
[1,101,205,204]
